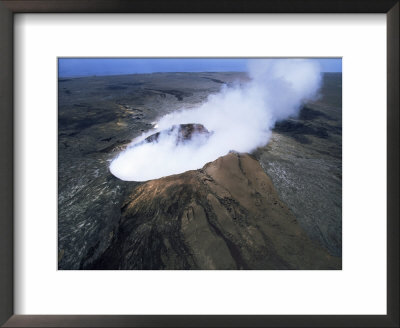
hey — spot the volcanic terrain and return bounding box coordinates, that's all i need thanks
[58,72,342,270]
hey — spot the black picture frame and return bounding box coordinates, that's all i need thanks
[0,1,398,327]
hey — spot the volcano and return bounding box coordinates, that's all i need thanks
[86,152,340,270]
[58,72,342,270]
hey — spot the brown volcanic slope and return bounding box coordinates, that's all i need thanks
[86,152,340,270]
[144,123,211,144]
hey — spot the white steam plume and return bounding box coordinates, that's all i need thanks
[110,59,322,181]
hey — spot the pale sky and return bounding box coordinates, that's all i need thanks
[59,58,342,78]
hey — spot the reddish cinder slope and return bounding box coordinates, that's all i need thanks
[87,152,341,270]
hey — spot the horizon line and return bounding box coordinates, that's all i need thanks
[59,71,342,79]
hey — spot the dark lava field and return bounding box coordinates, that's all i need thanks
[58,72,342,270]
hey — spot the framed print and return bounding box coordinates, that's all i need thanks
[0,1,398,327]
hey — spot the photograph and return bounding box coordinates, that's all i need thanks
[1,0,397,325]
[57,58,342,270]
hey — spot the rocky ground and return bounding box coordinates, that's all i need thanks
[58,72,342,270]
[253,74,342,256]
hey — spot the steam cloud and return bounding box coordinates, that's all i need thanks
[110,59,322,181]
